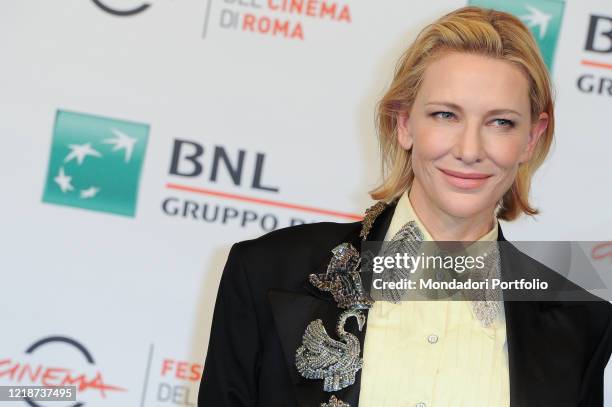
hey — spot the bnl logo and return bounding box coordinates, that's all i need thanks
[585,14,612,54]
[468,0,565,70]
[42,110,150,217]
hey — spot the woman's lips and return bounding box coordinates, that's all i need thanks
[439,168,492,189]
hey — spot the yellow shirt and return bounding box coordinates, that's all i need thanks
[358,190,510,407]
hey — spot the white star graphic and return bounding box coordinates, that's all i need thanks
[80,186,100,199]
[103,128,138,163]
[54,166,74,193]
[64,143,102,165]
[520,5,552,39]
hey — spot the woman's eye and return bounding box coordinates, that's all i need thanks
[493,118,515,128]
[432,111,455,120]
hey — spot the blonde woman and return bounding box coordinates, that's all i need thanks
[198,6,612,407]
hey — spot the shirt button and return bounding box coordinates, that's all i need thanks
[427,334,438,344]
[435,270,444,280]
[415,403,427,407]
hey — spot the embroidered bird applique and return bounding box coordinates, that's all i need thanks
[295,309,366,392]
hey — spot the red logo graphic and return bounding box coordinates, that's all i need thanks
[0,336,126,406]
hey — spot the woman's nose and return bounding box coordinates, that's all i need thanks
[453,123,484,164]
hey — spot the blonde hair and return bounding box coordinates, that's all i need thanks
[369,6,555,221]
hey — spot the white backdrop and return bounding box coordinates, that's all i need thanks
[1,0,611,405]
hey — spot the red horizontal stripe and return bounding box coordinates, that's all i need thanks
[165,183,363,221]
[581,59,612,70]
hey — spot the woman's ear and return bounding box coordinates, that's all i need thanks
[519,112,548,163]
[397,110,413,150]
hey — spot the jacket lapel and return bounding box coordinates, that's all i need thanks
[498,225,573,406]
[267,201,398,406]
[267,289,342,406]
[266,228,352,407]
[337,200,398,405]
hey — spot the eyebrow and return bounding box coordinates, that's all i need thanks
[426,102,522,117]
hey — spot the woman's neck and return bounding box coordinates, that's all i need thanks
[408,182,496,241]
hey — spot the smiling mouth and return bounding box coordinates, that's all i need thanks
[438,168,492,189]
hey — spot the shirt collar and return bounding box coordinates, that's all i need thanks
[381,189,507,332]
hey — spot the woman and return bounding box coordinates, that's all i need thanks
[198,6,612,407]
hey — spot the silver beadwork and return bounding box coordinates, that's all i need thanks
[465,241,503,327]
[321,395,350,407]
[295,310,366,392]
[359,200,388,240]
[378,221,425,303]
[309,243,374,310]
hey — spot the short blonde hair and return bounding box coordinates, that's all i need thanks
[369,6,555,221]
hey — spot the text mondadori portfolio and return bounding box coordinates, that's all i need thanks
[372,277,549,291]
[370,253,549,291]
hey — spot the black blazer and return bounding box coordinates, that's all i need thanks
[198,200,612,407]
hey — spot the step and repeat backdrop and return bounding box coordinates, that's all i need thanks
[1,0,611,405]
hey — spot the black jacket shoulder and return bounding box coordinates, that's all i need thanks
[228,221,361,289]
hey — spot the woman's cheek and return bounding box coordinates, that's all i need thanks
[485,139,526,169]
[416,129,455,158]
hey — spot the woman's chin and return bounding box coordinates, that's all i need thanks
[436,194,494,220]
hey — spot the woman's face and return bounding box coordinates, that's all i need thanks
[397,51,549,220]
